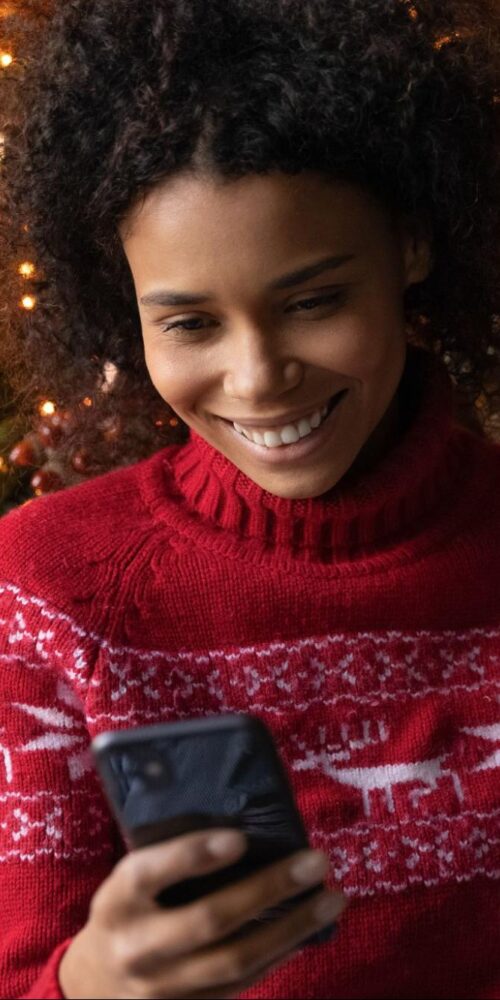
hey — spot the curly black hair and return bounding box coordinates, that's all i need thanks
[0,0,499,484]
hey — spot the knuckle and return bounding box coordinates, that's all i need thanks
[108,930,139,975]
[119,854,149,897]
[212,948,248,984]
[120,939,147,977]
[192,903,227,943]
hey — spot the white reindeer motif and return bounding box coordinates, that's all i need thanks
[0,740,13,783]
[292,749,463,816]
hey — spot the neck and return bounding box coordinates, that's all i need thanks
[341,383,403,490]
[148,346,464,564]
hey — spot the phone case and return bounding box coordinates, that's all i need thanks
[92,713,335,945]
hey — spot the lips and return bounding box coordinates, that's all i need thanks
[219,390,346,432]
[217,386,349,467]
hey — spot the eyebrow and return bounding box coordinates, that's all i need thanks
[139,253,355,308]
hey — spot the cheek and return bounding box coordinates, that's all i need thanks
[144,342,207,411]
[317,311,406,384]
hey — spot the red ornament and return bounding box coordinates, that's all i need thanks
[9,434,43,467]
[71,449,90,473]
[37,420,64,449]
[30,465,64,494]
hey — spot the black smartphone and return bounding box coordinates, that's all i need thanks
[91,713,335,945]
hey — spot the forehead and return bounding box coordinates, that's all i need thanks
[120,171,390,287]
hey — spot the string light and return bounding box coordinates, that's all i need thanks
[155,416,180,428]
[20,294,36,310]
[82,397,93,407]
[0,52,13,68]
[433,30,470,51]
[18,261,35,278]
[434,35,455,50]
[400,0,418,18]
[39,401,56,416]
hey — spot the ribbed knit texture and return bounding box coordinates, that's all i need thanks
[0,346,499,999]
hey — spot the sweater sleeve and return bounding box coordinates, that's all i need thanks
[0,552,119,998]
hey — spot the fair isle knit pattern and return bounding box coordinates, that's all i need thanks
[0,347,499,999]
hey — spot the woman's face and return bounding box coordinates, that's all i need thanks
[121,171,430,499]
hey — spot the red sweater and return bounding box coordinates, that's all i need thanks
[0,347,499,1000]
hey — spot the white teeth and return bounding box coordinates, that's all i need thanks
[280,424,300,444]
[251,429,265,446]
[263,430,282,447]
[232,401,332,448]
[297,418,312,438]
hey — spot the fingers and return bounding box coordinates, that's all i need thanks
[179,948,302,999]
[86,833,347,1000]
[131,847,335,964]
[148,885,345,997]
[92,828,247,921]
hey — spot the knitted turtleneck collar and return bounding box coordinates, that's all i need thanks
[145,347,473,565]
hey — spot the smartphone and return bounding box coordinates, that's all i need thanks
[91,713,335,945]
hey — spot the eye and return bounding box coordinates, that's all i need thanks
[160,316,215,335]
[285,290,345,313]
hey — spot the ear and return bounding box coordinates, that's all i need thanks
[400,218,433,289]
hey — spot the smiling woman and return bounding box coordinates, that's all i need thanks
[0,3,499,1000]
[121,173,428,497]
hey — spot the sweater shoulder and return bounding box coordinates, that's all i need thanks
[0,447,174,630]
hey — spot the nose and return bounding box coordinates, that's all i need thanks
[222,322,302,403]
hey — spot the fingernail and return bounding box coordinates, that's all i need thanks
[206,830,245,858]
[314,893,342,923]
[290,851,328,885]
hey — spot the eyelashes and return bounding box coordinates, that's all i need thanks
[160,289,346,336]
[285,290,345,313]
[162,316,212,334]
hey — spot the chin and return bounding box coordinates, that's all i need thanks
[251,469,345,501]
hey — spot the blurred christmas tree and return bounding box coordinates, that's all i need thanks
[0,1,52,515]
[0,0,184,516]
[0,1,126,513]
[0,369,32,514]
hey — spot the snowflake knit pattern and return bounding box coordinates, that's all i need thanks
[0,347,499,999]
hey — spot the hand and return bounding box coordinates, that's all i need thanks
[59,828,346,999]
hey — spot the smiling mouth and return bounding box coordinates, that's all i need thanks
[223,389,347,450]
